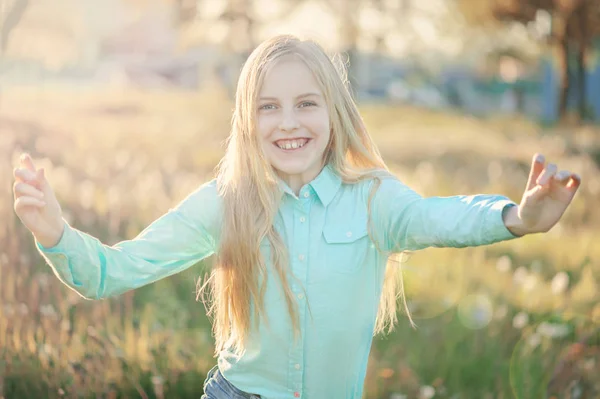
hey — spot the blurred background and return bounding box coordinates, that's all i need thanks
[1,0,600,398]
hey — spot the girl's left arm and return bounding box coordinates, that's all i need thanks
[371,153,581,252]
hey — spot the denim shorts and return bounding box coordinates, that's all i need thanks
[202,365,262,399]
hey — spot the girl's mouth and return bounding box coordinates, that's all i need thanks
[273,138,312,152]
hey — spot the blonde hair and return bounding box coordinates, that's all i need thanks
[197,34,414,357]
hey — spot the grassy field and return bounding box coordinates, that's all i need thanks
[1,85,599,398]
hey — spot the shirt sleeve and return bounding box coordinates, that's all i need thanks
[35,179,221,300]
[370,176,520,252]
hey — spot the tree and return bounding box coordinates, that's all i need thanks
[174,0,198,25]
[320,0,399,94]
[0,0,29,56]
[459,0,600,121]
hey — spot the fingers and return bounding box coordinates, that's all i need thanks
[553,170,571,182]
[535,162,557,186]
[13,167,42,193]
[566,173,582,190]
[14,195,46,211]
[526,153,581,197]
[14,181,45,201]
[13,167,38,183]
[525,152,582,198]
[20,153,37,172]
[548,169,581,191]
[526,184,546,203]
[526,153,546,191]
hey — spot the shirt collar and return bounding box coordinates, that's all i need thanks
[276,163,341,207]
[310,163,342,206]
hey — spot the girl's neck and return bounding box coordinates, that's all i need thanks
[280,174,313,196]
[276,163,326,196]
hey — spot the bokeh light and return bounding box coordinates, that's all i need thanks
[457,294,493,330]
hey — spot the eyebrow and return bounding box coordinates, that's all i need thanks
[259,92,322,101]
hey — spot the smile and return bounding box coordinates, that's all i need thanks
[274,138,311,151]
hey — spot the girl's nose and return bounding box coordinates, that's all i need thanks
[278,110,300,132]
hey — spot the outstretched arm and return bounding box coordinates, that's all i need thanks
[36,180,221,300]
[370,153,581,253]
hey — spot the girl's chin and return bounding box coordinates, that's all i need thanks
[271,161,321,177]
[273,164,309,175]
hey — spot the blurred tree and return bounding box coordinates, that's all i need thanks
[219,0,255,53]
[175,0,403,94]
[458,0,600,121]
[333,0,361,91]
[320,0,399,93]
[175,0,198,24]
[215,0,306,53]
[0,0,29,56]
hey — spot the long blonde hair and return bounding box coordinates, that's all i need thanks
[198,34,414,357]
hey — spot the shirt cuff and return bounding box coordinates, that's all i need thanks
[35,219,72,253]
[486,199,520,241]
[35,219,82,287]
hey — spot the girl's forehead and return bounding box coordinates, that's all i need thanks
[259,58,322,96]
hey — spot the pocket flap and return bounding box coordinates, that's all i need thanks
[323,218,369,244]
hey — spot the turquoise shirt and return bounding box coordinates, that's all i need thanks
[36,164,518,399]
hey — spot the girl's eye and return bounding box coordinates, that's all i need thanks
[299,101,316,108]
[259,104,276,110]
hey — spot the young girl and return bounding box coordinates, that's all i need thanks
[13,35,581,399]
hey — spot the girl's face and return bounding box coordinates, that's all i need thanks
[257,57,331,189]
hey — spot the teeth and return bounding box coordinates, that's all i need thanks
[276,138,308,150]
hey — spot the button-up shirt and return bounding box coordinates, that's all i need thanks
[36,163,518,399]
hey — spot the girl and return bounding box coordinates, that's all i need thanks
[13,35,581,399]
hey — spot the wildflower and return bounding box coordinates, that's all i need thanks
[496,255,512,273]
[527,333,541,349]
[419,385,436,399]
[551,272,569,295]
[537,322,570,339]
[513,267,528,285]
[523,274,538,292]
[40,304,57,318]
[512,312,529,329]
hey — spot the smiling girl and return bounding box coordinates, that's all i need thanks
[13,35,581,399]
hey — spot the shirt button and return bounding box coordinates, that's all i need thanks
[297,293,304,299]
[346,231,352,237]
[303,192,309,198]
[295,363,301,370]
[299,216,306,223]
[298,254,305,261]
[294,392,300,398]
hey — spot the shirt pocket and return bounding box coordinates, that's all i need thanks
[322,216,371,274]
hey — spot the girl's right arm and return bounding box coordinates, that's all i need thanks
[14,154,220,300]
[36,180,220,299]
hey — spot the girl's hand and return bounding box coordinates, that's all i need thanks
[13,153,65,248]
[515,153,581,235]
